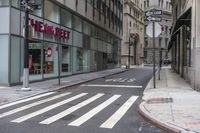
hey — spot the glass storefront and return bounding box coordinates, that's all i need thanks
[0,0,121,85]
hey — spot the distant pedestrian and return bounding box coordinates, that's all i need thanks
[159,59,162,70]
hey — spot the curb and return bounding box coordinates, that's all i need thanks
[0,69,128,106]
[138,102,181,133]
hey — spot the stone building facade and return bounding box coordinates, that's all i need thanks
[121,0,144,67]
[170,0,200,91]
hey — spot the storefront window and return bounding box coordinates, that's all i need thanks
[73,47,83,73]
[29,42,43,81]
[83,49,90,72]
[43,42,58,78]
[44,0,60,23]
[61,8,72,28]
[73,31,83,48]
[61,46,72,75]
[90,51,97,71]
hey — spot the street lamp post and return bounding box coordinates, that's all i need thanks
[21,0,31,91]
[128,33,131,69]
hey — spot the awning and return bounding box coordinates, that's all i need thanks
[168,8,191,50]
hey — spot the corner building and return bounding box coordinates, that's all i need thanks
[121,0,145,66]
[0,0,123,86]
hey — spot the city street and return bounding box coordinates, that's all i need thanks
[0,68,164,133]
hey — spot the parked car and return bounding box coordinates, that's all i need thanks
[163,59,171,65]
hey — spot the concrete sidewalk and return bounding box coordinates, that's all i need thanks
[0,68,126,106]
[139,66,200,133]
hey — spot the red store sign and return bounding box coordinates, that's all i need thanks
[28,18,71,39]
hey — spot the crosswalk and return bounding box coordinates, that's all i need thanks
[0,91,139,129]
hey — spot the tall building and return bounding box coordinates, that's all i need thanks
[144,0,172,64]
[170,0,200,91]
[121,0,144,67]
[0,0,123,86]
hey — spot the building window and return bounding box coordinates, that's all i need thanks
[43,42,58,78]
[61,8,72,28]
[61,46,72,75]
[159,0,161,7]
[44,0,60,23]
[159,38,162,47]
[165,38,168,48]
[166,1,168,9]
[165,26,168,34]
[73,15,82,32]
[145,38,148,47]
[147,0,149,7]
[144,1,146,8]
[0,0,9,6]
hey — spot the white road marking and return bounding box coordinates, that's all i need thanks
[81,84,143,88]
[11,93,87,123]
[0,92,56,110]
[100,96,139,129]
[68,95,121,127]
[0,92,71,118]
[40,93,104,124]
[119,78,128,82]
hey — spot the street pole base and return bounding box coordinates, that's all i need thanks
[21,87,31,91]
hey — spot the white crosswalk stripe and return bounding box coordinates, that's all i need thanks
[0,92,71,118]
[68,95,121,127]
[40,93,104,124]
[0,92,56,110]
[0,92,139,129]
[100,96,139,129]
[11,93,88,123]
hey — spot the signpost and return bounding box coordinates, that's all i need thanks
[145,9,162,88]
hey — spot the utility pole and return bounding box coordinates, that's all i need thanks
[21,0,31,91]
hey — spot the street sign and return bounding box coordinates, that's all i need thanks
[146,22,162,38]
[146,16,162,22]
[145,9,163,17]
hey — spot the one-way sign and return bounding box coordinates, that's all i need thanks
[145,9,162,17]
[146,16,162,22]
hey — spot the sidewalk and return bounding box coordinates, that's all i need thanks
[139,66,200,133]
[0,68,127,106]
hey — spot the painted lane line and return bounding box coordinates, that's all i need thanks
[68,95,121,127]
[100,96,139,129]
[40,93,104,124]
[11,93,87,123]
[81,84,143,88]
[0,92,71,118]
[0,92,56,110]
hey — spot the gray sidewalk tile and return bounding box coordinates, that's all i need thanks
[139,66,200,133]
